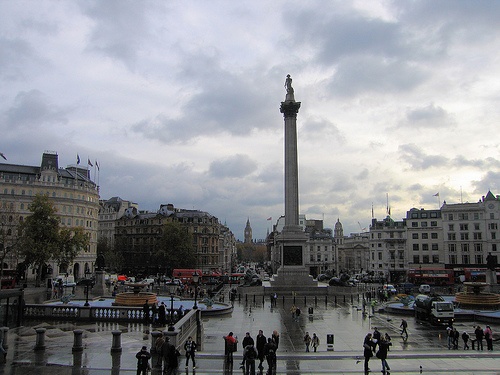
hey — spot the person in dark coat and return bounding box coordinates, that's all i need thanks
[240,332,254,369]
[272,330,280,351]
[135,345,151,375]
[376,336,392,374]
[462,331,470,350]
[143,301,150,323]
[256,330,267,370]
[158,302,166,325]
[363,333,375,375]
[475,325,484,351]
[264,337,277,375]
[184,336,197,369]
[243,344,258,375]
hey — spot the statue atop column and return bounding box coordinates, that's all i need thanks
[284,74,295,101]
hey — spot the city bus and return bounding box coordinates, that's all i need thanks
[171,269,203,284]
[221,273,245,285]
[463,268,500,283]
[407,268,454,286]
[1,269,17,289]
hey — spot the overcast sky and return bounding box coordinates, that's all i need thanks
[1,1,500,241]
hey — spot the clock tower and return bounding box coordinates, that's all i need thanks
[244,218,252,244]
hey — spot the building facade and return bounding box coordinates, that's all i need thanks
[0,151,99,281]
[98,196,138,248]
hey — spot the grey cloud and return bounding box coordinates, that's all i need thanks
[451,155,500,169]
[398,143,448,170]
[80,0,151,68]
[208,154,258,179]
[330,57,427,97]
[400,103,454,129]
[355,168,369,180]
[3,90,69,129]
[302,117,344,143]
[471,171,500,195]
[0,37,38,81]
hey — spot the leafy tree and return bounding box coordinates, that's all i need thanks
[19,194,88,286]
[98,237,124,273]
[154,221,195,273]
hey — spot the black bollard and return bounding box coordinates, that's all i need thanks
[315,296,318,306]
[282,295,285,305]
[343,295,346,303]
[238,293,241,302]
[263,295,265,305]
[293,295,296,305]
[351,295,353,304]
[304,296,307,305]
[335,295,337,304]
[253,295,256,303]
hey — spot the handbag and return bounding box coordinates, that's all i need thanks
[376,351,382,359]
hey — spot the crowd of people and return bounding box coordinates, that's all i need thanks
[223,329,280,375]
[363,327,393,375]
[447,324,494,351]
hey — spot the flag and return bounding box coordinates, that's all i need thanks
[95,160,99,170]
[267,217,272,221]
[88,158,93,167]
[433,192,439,197]
[77,154,80,164]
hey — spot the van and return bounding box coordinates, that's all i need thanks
[419,284,431,293]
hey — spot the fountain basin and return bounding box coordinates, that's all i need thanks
[113,292,157,306]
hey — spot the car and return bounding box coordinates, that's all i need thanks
[140,278,155,285]
[54,275,76,287]
[383,284,397,294]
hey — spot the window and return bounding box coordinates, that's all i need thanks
[448,244,456,252]
[432,255,440,263]
[475,255,483,264]
[431,233,438,239]
[459,223,469,231]
[421,213,428,218]
[377,233,382,239]
[473,232,482,240]
[462,254,470,264]
[422,244,429,251]
[449,254,457,264]
[432,243,439,251]
[488,223,498,230]
[412,222,418,227]
[448,214,454,220]
[413,244,419,251]
[378,253,382,260]
[460,233,469,240]
[490,213,495,220]
[448,224,454,231]
[422,255,430,263]
[493,244,497,252]
[474,223,480,230]
[459,213,469,220]
[493,232,497,240]
[422,233,429,239]
[413,255,420,263]
[474,213,479,220]
[412,233,418,239]
[448,233,456,240]
[430,221,437,227]
[421,222,428,227]
[430,212,438,218]
[474,243,482,252]
[461,243,470,252]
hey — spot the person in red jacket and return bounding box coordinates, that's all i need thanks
[224,332,238,363]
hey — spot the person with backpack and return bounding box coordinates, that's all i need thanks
[264,337,277,375]
[240,332,254,369]
[184,336,197,370]
[243,343,258,375]
[164,342,181,375]
[223,332,238,363]
[135,345,151,375]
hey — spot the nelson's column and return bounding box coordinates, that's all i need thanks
[271,75,318,290]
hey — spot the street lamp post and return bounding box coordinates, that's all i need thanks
[167,282,177,331]
[192,272,199,309]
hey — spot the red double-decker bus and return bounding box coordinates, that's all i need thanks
[463,268,500,283]
[0,269,17,289]
[407,268,454,286]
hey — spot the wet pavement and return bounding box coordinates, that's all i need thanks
[1,286,500,374]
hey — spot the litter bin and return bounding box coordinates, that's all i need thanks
[327,334,334,351]
[308,307,313,315]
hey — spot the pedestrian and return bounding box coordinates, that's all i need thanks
[446,324,454,349]
[474,325,484,351]
[272,293,277,307]
[462,331,470,350]
[290,304,297,320]
[400,319,408,339]
[255,329,266,370]
[272,330,280,351]
[154,333,166,368]
[223,332,238,363]
[384,333,391,350]
[240,332,254,369]
[264,337,277,375]
[0,329,7,363]
[160,335,172,372]
[372,327,381,349]
[135,345,151,375]
[363,332,375,375]
[370,299,377,314]
[164,340,181,375]
[184,335,197,370]
[311,333,320,352]
[376,335,392,374]
[143,300,150,323]
[243,343,258,375]
[295,306,301,320]
[453,328,460,350]
[303,332,311,352]
[158,302,166,325]
[484,325,493,351]
[151,302,158,324]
